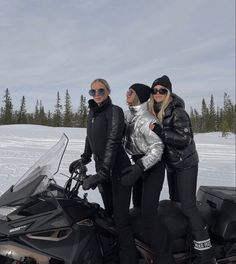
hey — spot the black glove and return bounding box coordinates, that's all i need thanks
[82,168,109,190]
[121,163,143,186]
[69,158,85,174]
[152,123,163,138]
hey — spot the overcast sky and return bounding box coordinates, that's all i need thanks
[0,0,235,113]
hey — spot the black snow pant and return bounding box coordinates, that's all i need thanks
[167,165,214,263]
[96,163,137,264]
[111,172,138,264]
[134,160,175,264]
[95,160,113,217]
[98,181,113,217]
[167,165,207,234]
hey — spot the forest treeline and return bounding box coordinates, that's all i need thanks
[0,88,88,128]
[0,88,235,135]
[190,93,235,135]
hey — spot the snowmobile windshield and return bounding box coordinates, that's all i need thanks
[0,134,68,208]
[13,134,68,193]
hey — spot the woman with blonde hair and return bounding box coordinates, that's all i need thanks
[121,83,175,264]
[149,75,217,264]
[69,78,137,264]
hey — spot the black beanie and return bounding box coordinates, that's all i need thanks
[151,75,172,92]
[129,83,151,103]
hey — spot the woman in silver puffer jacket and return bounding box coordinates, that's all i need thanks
[121,83,176,264]
[124,96,163,171]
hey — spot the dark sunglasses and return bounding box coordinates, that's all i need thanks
[151,88,168,95]
[89,88,106,97]
[126,89,134,97]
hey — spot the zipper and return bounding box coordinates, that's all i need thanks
[172,148,183,161]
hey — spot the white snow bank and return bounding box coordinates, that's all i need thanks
[0,125,235,206]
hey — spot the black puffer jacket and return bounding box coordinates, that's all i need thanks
[160,94,199,170]
[81,97,130,175]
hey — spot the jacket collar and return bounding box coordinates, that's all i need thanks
[88,96,112,113]
[164,93,185,117]
[129,101,148,116]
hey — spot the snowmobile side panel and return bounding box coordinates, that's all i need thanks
[197,186,236,239]
[0,241,64,263]
[18,221,103,264]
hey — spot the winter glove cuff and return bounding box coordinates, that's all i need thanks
[82,167,109,191]
[98,166,110,179]
[80,154,91,165]
[82,173,107,191]
[152,123,163,139]
[136,159,145,171]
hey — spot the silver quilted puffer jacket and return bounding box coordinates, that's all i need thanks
[123,101,164,171]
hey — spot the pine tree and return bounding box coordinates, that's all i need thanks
[78,95,88,127]
[47,111,52,126]
[194,109,202,132]
[27,113,34,124]
[34,100,40,124]
[190,107,198,133]
[63,89,73,127]
[39,100,47,125]
[17,96,27,124]
[234,104,236,134]
[201,98,208,132]
[0,106,3,124]
[215,107,221,132]
[53,92,62,127]
[73,111,79,127]
[222,93,235,136]
[208,94,216,131]
[82,96,88,127]
[2,88,13,124]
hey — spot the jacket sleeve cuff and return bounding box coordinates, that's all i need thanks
[98,166,110,179]
[136,159,145,171]
[80,154,91,165]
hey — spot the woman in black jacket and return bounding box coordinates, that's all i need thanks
[69,78,137,264]
[149,75,217,264]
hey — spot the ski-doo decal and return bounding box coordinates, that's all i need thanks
[9,225,27,233]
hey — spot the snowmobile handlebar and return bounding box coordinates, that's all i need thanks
[64,165,88,198]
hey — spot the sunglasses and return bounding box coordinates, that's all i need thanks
[126,89,134,97]
[89,88,106,97]
[152,88,168,95]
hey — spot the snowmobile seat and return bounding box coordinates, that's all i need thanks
[130,200,212,241]
[130,200,188,242]
[158,200,188,239]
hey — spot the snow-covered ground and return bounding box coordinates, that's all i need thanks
[0,125,235,207]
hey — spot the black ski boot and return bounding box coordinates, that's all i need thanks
[192,247,217,264]
[192,227,217,264]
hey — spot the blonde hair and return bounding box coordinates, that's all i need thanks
[127,90,141,106]
[148,90,171,123]
[91,78,111,93]
[131,93,141,106]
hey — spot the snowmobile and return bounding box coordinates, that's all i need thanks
[0,134,235,264]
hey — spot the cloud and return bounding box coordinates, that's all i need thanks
[0,0,235,112]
